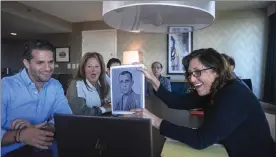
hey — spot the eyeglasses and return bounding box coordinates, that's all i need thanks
[185,68,213,79]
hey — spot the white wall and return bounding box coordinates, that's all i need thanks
[82,30,117,62]
[194,9,268,98]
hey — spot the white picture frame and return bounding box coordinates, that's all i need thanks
[110,64,145,115]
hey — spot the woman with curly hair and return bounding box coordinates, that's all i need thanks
[132,48,275,157]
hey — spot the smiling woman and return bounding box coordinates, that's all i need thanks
[66,52,111,116]
[132,48,275,157]
[184,49,233,97]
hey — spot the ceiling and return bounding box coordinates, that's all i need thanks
[20,1,103,22]
[1,1,273,39]
[1,11,66,39]
[20,1,272,23]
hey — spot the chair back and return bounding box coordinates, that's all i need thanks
[242,79,252,91]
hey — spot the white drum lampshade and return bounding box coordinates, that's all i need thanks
[123,51,140,64]
[103,1,215,33]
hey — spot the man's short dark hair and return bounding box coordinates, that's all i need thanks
[151,61,163,69]
[23,40,55,61]
[221,53,235,68]
[107,58,121,69]
[119,71,133,81]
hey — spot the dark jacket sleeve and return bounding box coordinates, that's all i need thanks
[155,84,209,110]
[164,78,172,92]
[66,80,102,116]
[159,83,249,149]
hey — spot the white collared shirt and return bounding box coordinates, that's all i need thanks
[76,79,101,108]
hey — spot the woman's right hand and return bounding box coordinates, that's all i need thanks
[137,67,160,91]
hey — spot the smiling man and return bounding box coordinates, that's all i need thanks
[1,40,72,156]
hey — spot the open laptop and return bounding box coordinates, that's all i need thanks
[54,114,153,157]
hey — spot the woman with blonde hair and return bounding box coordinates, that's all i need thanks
[66,52,111,115]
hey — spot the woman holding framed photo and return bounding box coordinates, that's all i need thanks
[132,48,275,157]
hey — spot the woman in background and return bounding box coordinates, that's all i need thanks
[66,52,111,116]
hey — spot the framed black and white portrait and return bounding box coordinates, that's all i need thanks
[167,27,193,75]
[110,64,145,115]
[55,47,70,63]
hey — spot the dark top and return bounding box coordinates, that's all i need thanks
[146,76,171,97]
[158,75,171,92]
[233,72,250,89]
[156,80,275,157]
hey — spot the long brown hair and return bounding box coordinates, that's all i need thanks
[183,48,234,98]
[75,52,109,98]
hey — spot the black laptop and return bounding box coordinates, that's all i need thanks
[54,114,153,157]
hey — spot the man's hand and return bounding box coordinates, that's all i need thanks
[19,121,54,149]
[9,119,32,130]
[41,123,55,132]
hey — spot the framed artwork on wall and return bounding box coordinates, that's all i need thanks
[55,47,70,63]
[167,27,193,75]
